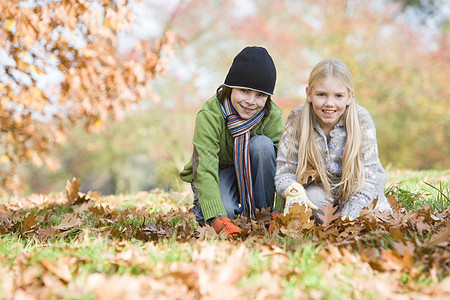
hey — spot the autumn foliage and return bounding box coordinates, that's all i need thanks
[0,178,449,298]
[0,1,174,191]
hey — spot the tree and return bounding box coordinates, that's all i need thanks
[0,0,175,192]
[18,108,195,195]
[395,0,449,25]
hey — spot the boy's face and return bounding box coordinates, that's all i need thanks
[230,88,268,119]
[306,76,353,134]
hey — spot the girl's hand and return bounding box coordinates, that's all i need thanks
[340,194,368,221]
[284,182,318,215]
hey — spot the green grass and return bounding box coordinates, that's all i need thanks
[386,168,449,185]
[0,236,24,266]
[386,180,449,212]
[385,168,449,212]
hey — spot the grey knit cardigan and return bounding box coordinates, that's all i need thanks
[275,104,392,218]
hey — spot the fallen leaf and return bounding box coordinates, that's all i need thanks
[386,195,401,213]
[54,214,82,231]
[414,216,432,235]
[278,203,314,233]
[41,259,72,284]
[318,200,340,227]
[379,250,404,271]
[195,226,217,240]
[65,177,81,206]
[36,227,57,240]
[21,211,38,234]
[424,221,450,247]
[254,207,272,224]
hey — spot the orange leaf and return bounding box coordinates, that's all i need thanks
[279,203,314,232]
[41,258,72,284]
[380,249,405,272]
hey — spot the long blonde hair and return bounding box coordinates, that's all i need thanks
[286,59,364,202]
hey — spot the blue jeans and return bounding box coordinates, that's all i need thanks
[192,135,277,226]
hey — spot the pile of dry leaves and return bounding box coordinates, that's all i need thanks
[0,178,449,299]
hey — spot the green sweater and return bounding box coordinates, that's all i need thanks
[179,95,285,221]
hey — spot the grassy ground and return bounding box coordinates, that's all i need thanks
[0,170,449,299]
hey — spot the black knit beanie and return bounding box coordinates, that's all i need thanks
[224,46,277,95]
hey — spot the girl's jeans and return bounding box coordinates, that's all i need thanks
[191,135,277,226]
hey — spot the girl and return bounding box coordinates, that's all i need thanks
[275,59,392,222]
[180,46,284,237]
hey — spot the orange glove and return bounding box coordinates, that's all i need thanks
[210,215,242,238]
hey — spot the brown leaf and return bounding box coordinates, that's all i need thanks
[21,211,38,233]
[367,196,379,210]
[300,167,319,186]
[36,227,57,240]
[336,222,362,245]
[317,226,340,241]
[374,209,395,223]
[73,200,94,214]
[254,207,272,224]
[318,201,340,227]
[133,227,149,242]
[424,221,450,248]
[386,194,401,213]
[135,221,169,241]
[195,226,217,240]
[414,216,432,235]
[89,205,108,216]
[65,177,81,206]
[16,265,42,288]
[54,214,82,231]
[389,227,406,241]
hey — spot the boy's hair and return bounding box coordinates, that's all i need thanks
[286,59,364,202]
[216,85,272,118]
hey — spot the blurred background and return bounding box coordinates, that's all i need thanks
[5,0,449,195]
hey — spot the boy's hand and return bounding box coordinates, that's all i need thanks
[284,182,318,214]
[210,215,242,238]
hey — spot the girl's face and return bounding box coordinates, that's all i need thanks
[230,88,268,119]
[306,76,353,134]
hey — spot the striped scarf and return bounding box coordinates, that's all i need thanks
[220,98,265,218]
